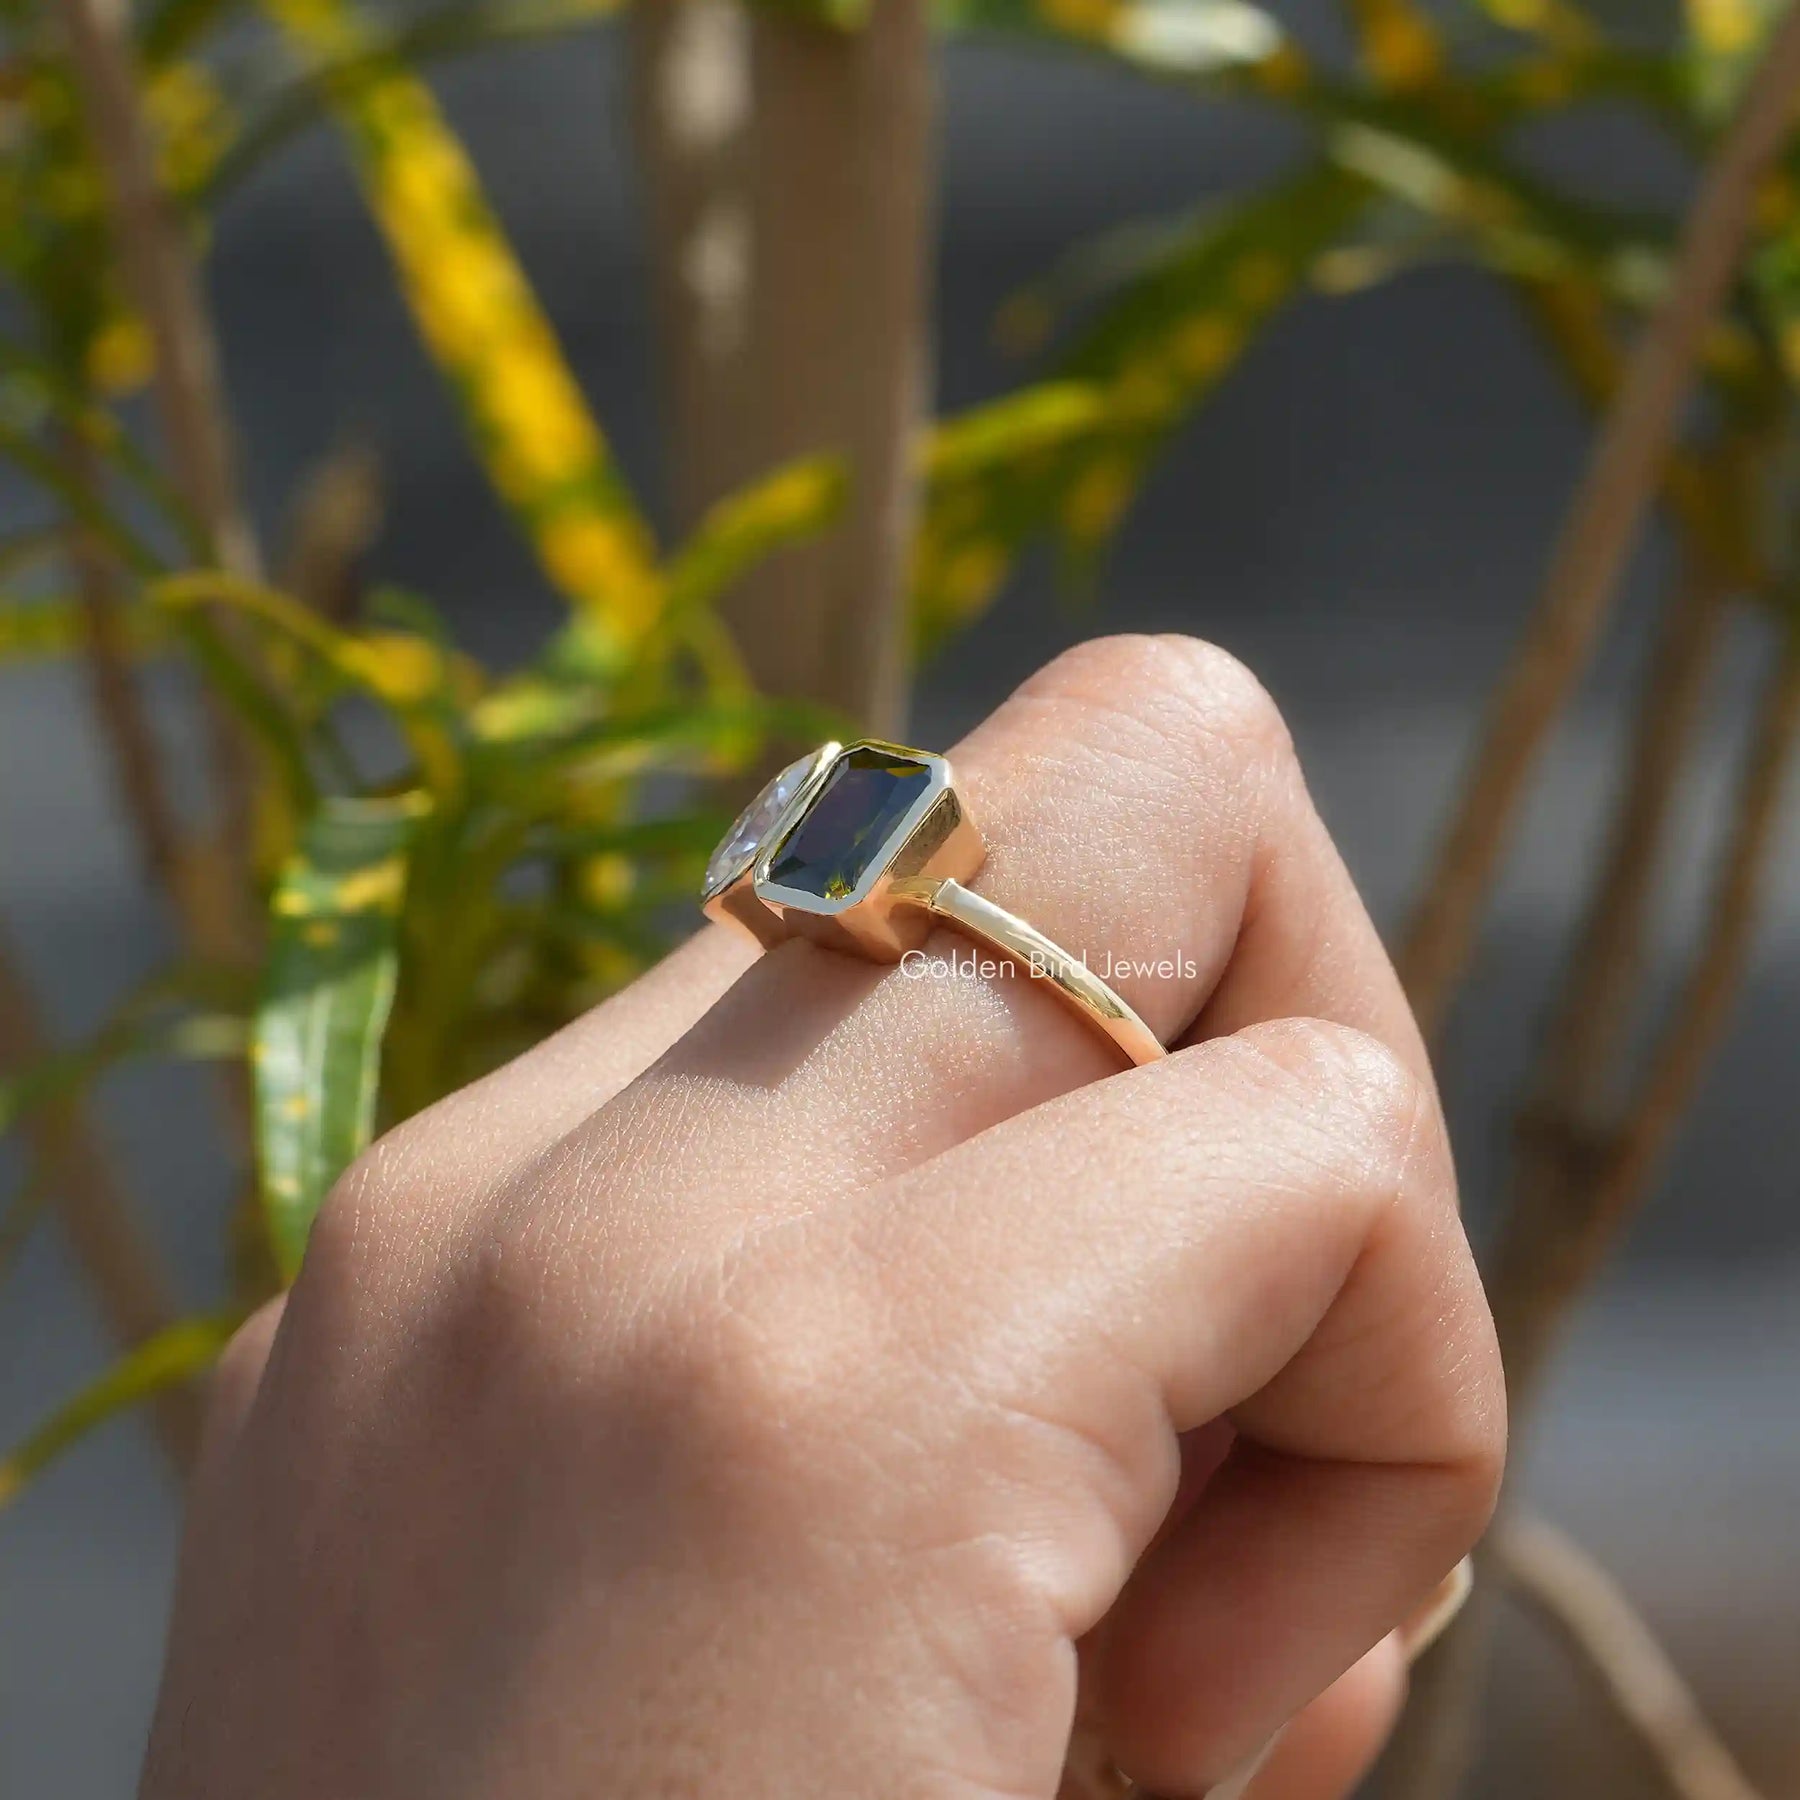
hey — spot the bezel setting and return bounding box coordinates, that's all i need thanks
[700,746,826,903]
[699,741,839,946]
[755,746,947,914]
[695,734,1166,1067]
[749,739,984,960]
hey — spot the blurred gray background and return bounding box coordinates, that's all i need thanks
[2,20,1796,1797]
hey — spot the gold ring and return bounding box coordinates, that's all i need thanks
[701,739,1166,1068]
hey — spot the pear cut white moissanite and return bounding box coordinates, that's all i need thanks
[702,751,815,898]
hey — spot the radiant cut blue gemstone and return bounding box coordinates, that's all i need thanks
[766,749,931,902]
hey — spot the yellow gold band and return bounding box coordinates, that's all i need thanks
[892,877,1167,1068]
[702,738,1167,1071]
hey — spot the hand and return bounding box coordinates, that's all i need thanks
[142,637,1504,1800]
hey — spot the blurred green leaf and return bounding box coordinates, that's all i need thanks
[471,690,844,791]
[1680,0,1782,118]
[546,809,734,862]
[0,596,168,663]
[939,0,1292,80]
[1316,101,1674,305]
[748,0,872,27]
[1342,0,1443,92]
[923,381,1114,479]
[146,590,322,817]
[659,456,848,630]
[0,994,245,1139]
[0,420,168,576]
[1050,163,1367,545]
[153,573,472,796]
[259,0,664,657]
[256,793,428,1281]
[911,383,1120,651]
[914,168,1367,653]
[0,525,63,585]
[141,0,249,65]
[202,0,624,201]
[0,340,202,552]
[1461,0,1605,40]
[153,572,434,700]
[942,0,1681,314]
[1687,2,1800,414]
[0,1315,239,1510]
[1481,44,1693,131]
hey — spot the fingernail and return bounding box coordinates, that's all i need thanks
[1400,1555,1474,1664]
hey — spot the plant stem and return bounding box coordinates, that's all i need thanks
[281,440,383,622]
[630,0,754,536]
[1496,1515,1767,1800]
[55,0,263,881]
[1517,278,1759,592]
[1395,2,1800,1041]
[1534,554,1733,1110]
[723,0,934,737]
[57,432,256,1144]
[1493,553,1733,1403]
[1496,613,1800,1407]
[0,931,204,1472]
[60,426,194,896]
[54,0,258,579]
[1387,606,1800,1800]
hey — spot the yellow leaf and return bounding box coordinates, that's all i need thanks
[85,313,154,396]
[260,0,659,651]
[147,62,233,193]
[940,542,1008,616]
[344,632,444,706]
[1228,250,1290,310]
[1346,0,1443,93]
[0,1317,238,1509]
[1171,314,1243,381]
[539,514,664,632]
[1038,0,1119,37]
[578,851,636,910]
[1063,457,1136,547]
[1779,320,1800,383]
[1756,171,1800,234]
[1687,0,1764,55]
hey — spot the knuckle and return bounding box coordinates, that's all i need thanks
[1236,1016,1449,1203]
[200,1297,285,1444]
[1438,1295,1509,1523]
[1152,634,1294,759]
[1240,1021,1504,1512]
[1224,1016,1499,1492]
[1404,1291,1507,1535]
[291,1146,387,1299]
[213,1298,283,1394]
[1455,1389,1509,1529]
[1419,1382,1507,1560]
[1029,633,1296,775]
[295,1116,454,1297]
[428,1225,570,1411]
[283,1126,451,1352]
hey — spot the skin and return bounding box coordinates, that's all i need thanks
[141,637,1505,1800]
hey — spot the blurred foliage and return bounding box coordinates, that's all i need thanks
[0,1315,237,1506]
[918,0,1800,636]
[0,0,849,1483]
[4,0,1800,1497]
